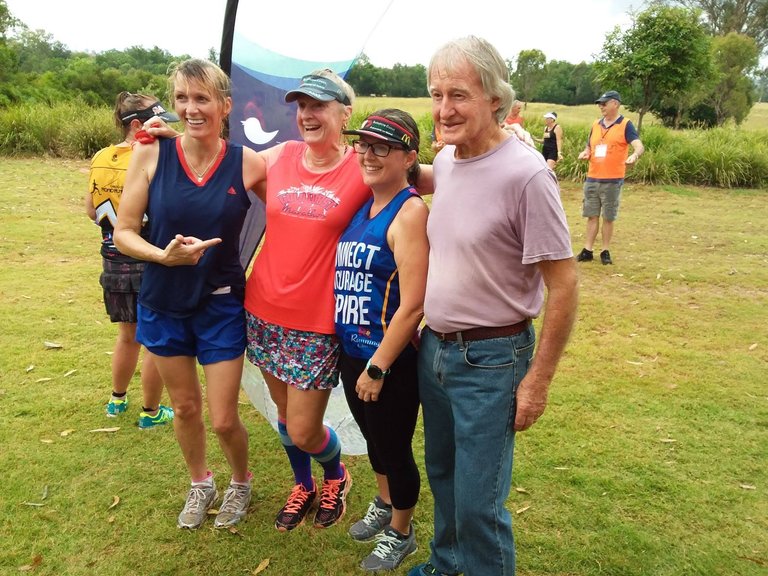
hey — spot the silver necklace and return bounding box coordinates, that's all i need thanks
[182,139,221,182]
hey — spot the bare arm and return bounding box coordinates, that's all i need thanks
[355,198,430,401]
[242,146,269,203]
[84,187,96,222]
[578,128,592,160]
[113,142,220,265]
[625,138,644,165]
[514,257,578,431]
[415,163,434,196]
[555,125,564,160]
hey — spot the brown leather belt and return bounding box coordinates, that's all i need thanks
[428,320,530,342]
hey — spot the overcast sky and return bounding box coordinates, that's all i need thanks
[6,0,641,67]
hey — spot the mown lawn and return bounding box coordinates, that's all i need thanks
[0,158,765,575]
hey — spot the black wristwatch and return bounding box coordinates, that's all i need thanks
[366,359,390,380]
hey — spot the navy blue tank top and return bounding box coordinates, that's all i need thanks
[334,186,420,359]
[139,138,251,318]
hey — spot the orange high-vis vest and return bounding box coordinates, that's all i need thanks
[587,117,630,180]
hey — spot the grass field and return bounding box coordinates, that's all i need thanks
[0,159,766,576]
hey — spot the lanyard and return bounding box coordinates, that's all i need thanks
[599,119,620,143]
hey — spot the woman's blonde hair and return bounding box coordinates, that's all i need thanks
[168,58,231,109]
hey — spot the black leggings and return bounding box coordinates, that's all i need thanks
[339,350,421,510]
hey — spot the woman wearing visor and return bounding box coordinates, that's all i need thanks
[243,70,365,532]
[335,109,428,571]
[86,91,177,429]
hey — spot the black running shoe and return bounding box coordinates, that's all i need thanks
[275,480,317,532]
[313,464,352,528]
[576,248,594,262]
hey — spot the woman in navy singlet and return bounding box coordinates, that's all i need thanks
[115,59,264,531]
[334,109,429,571]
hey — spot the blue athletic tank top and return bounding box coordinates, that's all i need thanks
[139,138,251,318]
[334,186,420,359]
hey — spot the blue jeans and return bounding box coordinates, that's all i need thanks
[417,325,535,576]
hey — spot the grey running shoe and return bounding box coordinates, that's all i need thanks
[349,495,393,541]
[361,525,417,571]
[214,481,252,528]
[177,480,218,529]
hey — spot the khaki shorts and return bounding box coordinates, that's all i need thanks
[583,180,623,221]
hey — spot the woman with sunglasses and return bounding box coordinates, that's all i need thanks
[335,109,429,572]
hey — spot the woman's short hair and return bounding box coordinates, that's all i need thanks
[168,58,231,109]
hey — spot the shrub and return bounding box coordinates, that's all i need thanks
[2,102,767,189]
[0,102,118,158]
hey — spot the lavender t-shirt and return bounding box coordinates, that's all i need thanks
[424,136,572,333]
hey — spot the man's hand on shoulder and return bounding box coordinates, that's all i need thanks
[504,123,535,148]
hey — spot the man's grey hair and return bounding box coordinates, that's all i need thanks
[428,36,515,125]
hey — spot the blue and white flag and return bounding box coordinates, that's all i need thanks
[221,0,394,454]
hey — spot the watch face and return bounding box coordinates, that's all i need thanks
[367,364,384,379]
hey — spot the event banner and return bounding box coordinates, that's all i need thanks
[221,0,394,268]
[220,1,394,454]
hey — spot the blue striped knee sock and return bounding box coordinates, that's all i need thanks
[308,426,343,480]
[278,418,313,490]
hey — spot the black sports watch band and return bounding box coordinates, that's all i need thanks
[365,359,390,380]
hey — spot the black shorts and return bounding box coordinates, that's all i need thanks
[542,146,558,161]
[99,259,145,323]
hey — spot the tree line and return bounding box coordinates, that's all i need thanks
[1,0,766,130]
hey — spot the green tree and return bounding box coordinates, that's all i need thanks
[347,53,385,96]
[0,0,15,38]
[596,5,712,131]
[12,27,69,74]
[0,1,20,105]
[755,67,768,101]
[571,62,600,104]
[669,0,768,53]
[389,63,427,97]
[511,49,546,102]
[347,55,427,98]
[533,60,599,105]
[95,46,177,77]
[533,60,574,104]
[710,32,759,124]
